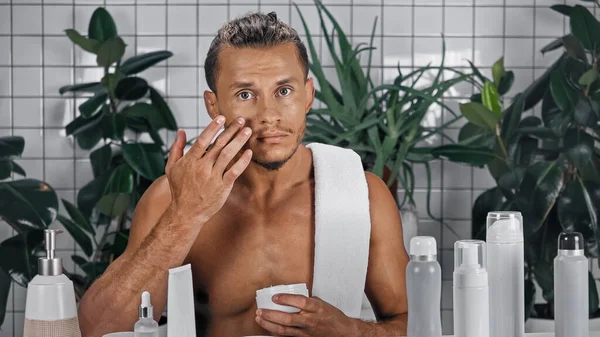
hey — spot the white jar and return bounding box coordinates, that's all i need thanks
[255,283,309,313]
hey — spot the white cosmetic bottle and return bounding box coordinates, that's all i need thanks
[554,232,588,337]
[134,291,159,337]
[23,229,81,337]
[453,240,489,337]
[487,211,524,337]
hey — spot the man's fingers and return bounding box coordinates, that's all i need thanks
[214,127,252,173]
[272,294,319,313]
[166,129,186,176]
[222,149,252,185]
[188,115,226,157]
[204,117,246,161]
[257,309,309,328]
[255,313,307,337]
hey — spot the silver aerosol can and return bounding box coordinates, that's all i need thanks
[554,232,588,337]
[406,236,442,337]
[487,211,524,337]
[453,240,489,337]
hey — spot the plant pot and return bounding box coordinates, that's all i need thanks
[399,203,419,251]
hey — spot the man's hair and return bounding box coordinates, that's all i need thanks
[204,11,309,93]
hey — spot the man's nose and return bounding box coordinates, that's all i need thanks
[257,96,281,124]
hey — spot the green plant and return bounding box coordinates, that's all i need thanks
[0,7,178,325]
[295,0,476,220]
[0,136,60,326]
[437,2,600,320]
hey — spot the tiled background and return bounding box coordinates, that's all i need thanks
[0,0,596,336]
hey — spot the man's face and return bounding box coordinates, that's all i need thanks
[204,43,314,170]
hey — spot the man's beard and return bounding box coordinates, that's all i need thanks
[250,123,304,171]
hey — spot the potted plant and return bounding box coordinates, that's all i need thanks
[0,7,178,333]
[433,2,600,331]
[295,0,476,248]
[0,136,60,328]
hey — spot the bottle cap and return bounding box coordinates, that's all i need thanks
[486,211,523,243]
[454,240,485,270]
[409,236,437,257]
[558,232,584,251]
[38,229,63,276]
[139,291,154,318]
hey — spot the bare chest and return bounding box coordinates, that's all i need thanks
[187,189,315,317]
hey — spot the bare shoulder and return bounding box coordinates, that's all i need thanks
[364,171,404,237]
[126,175,172,252]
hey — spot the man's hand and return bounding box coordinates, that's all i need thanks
[166,116,253,226]
[255,294,359,337]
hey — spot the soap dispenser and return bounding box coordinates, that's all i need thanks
[23,229,82,337]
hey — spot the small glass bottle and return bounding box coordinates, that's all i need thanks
[134,291,159,337]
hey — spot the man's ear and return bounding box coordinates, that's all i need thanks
[204,90,219,119]
[304,77,315,115]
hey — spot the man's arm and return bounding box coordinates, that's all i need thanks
[77,176,195,336]
[353,171,409,336]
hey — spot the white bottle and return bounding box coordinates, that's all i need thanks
[406,236,442,337]
[487,211,524,337]
[453,240,489,337]
[554,232,588,337]
[134,291,159,337]
[23,229,82,337]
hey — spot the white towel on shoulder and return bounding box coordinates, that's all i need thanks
[306,142,373,320]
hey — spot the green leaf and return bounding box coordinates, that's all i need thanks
[0,179,58,232]
[459,102,499,131]
[431,144,497,167]
[551,4,573,16]
[492,57,505,87]
[0,136,24,158]
[56,215,93,257]
[149,87,178,131]
[87,7,118,43]
[482,82,502,118]
[100,72,124,94]
[100,112,125,140]
[497,71,515,96]
[589,272,599,314]
[0,230,44,286]
[76,124,103,150]
[114,77,149,101]
[513,136,538,166]
[570,5,600,51]
[119,51,173,76]
[111,229,129,259]
[467,60,490,84]
[61,199,94,236]
[516,127,559,141]
[78,93,108,118]
[472,187,504,239]
[123,102,167,132]
[64,29,100,54]
[89,144,112,178]
[501,94,525,142]
[558,180,600,258]
[533,261,554,302]
[0,160,12,180]
[77,173,110,217]
[59,82,104,95]
[562,35,588,64]
[96,37,126,68]
[523,54,566,111]
[122,143,165,180]
[71,255,108,281]
[579,68,598,85]
[96,164,133,218]
[10,161,25,177]
[525,278,536,321]
[0,268,10,327]
[65,110,105,136]
[541,36,565,54]
[564,128,594,169]
[517,161,565,235]
[542,89,572,135]
[499,167,526,191]
[574,93,599,127]
[458,122,496,148]
[550,70,577,112]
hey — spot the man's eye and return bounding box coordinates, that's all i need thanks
[239,92,253,100]
[279,88,291,96]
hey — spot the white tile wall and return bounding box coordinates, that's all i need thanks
[0,1,596,336]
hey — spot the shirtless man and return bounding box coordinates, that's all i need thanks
[78,11,409,337]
